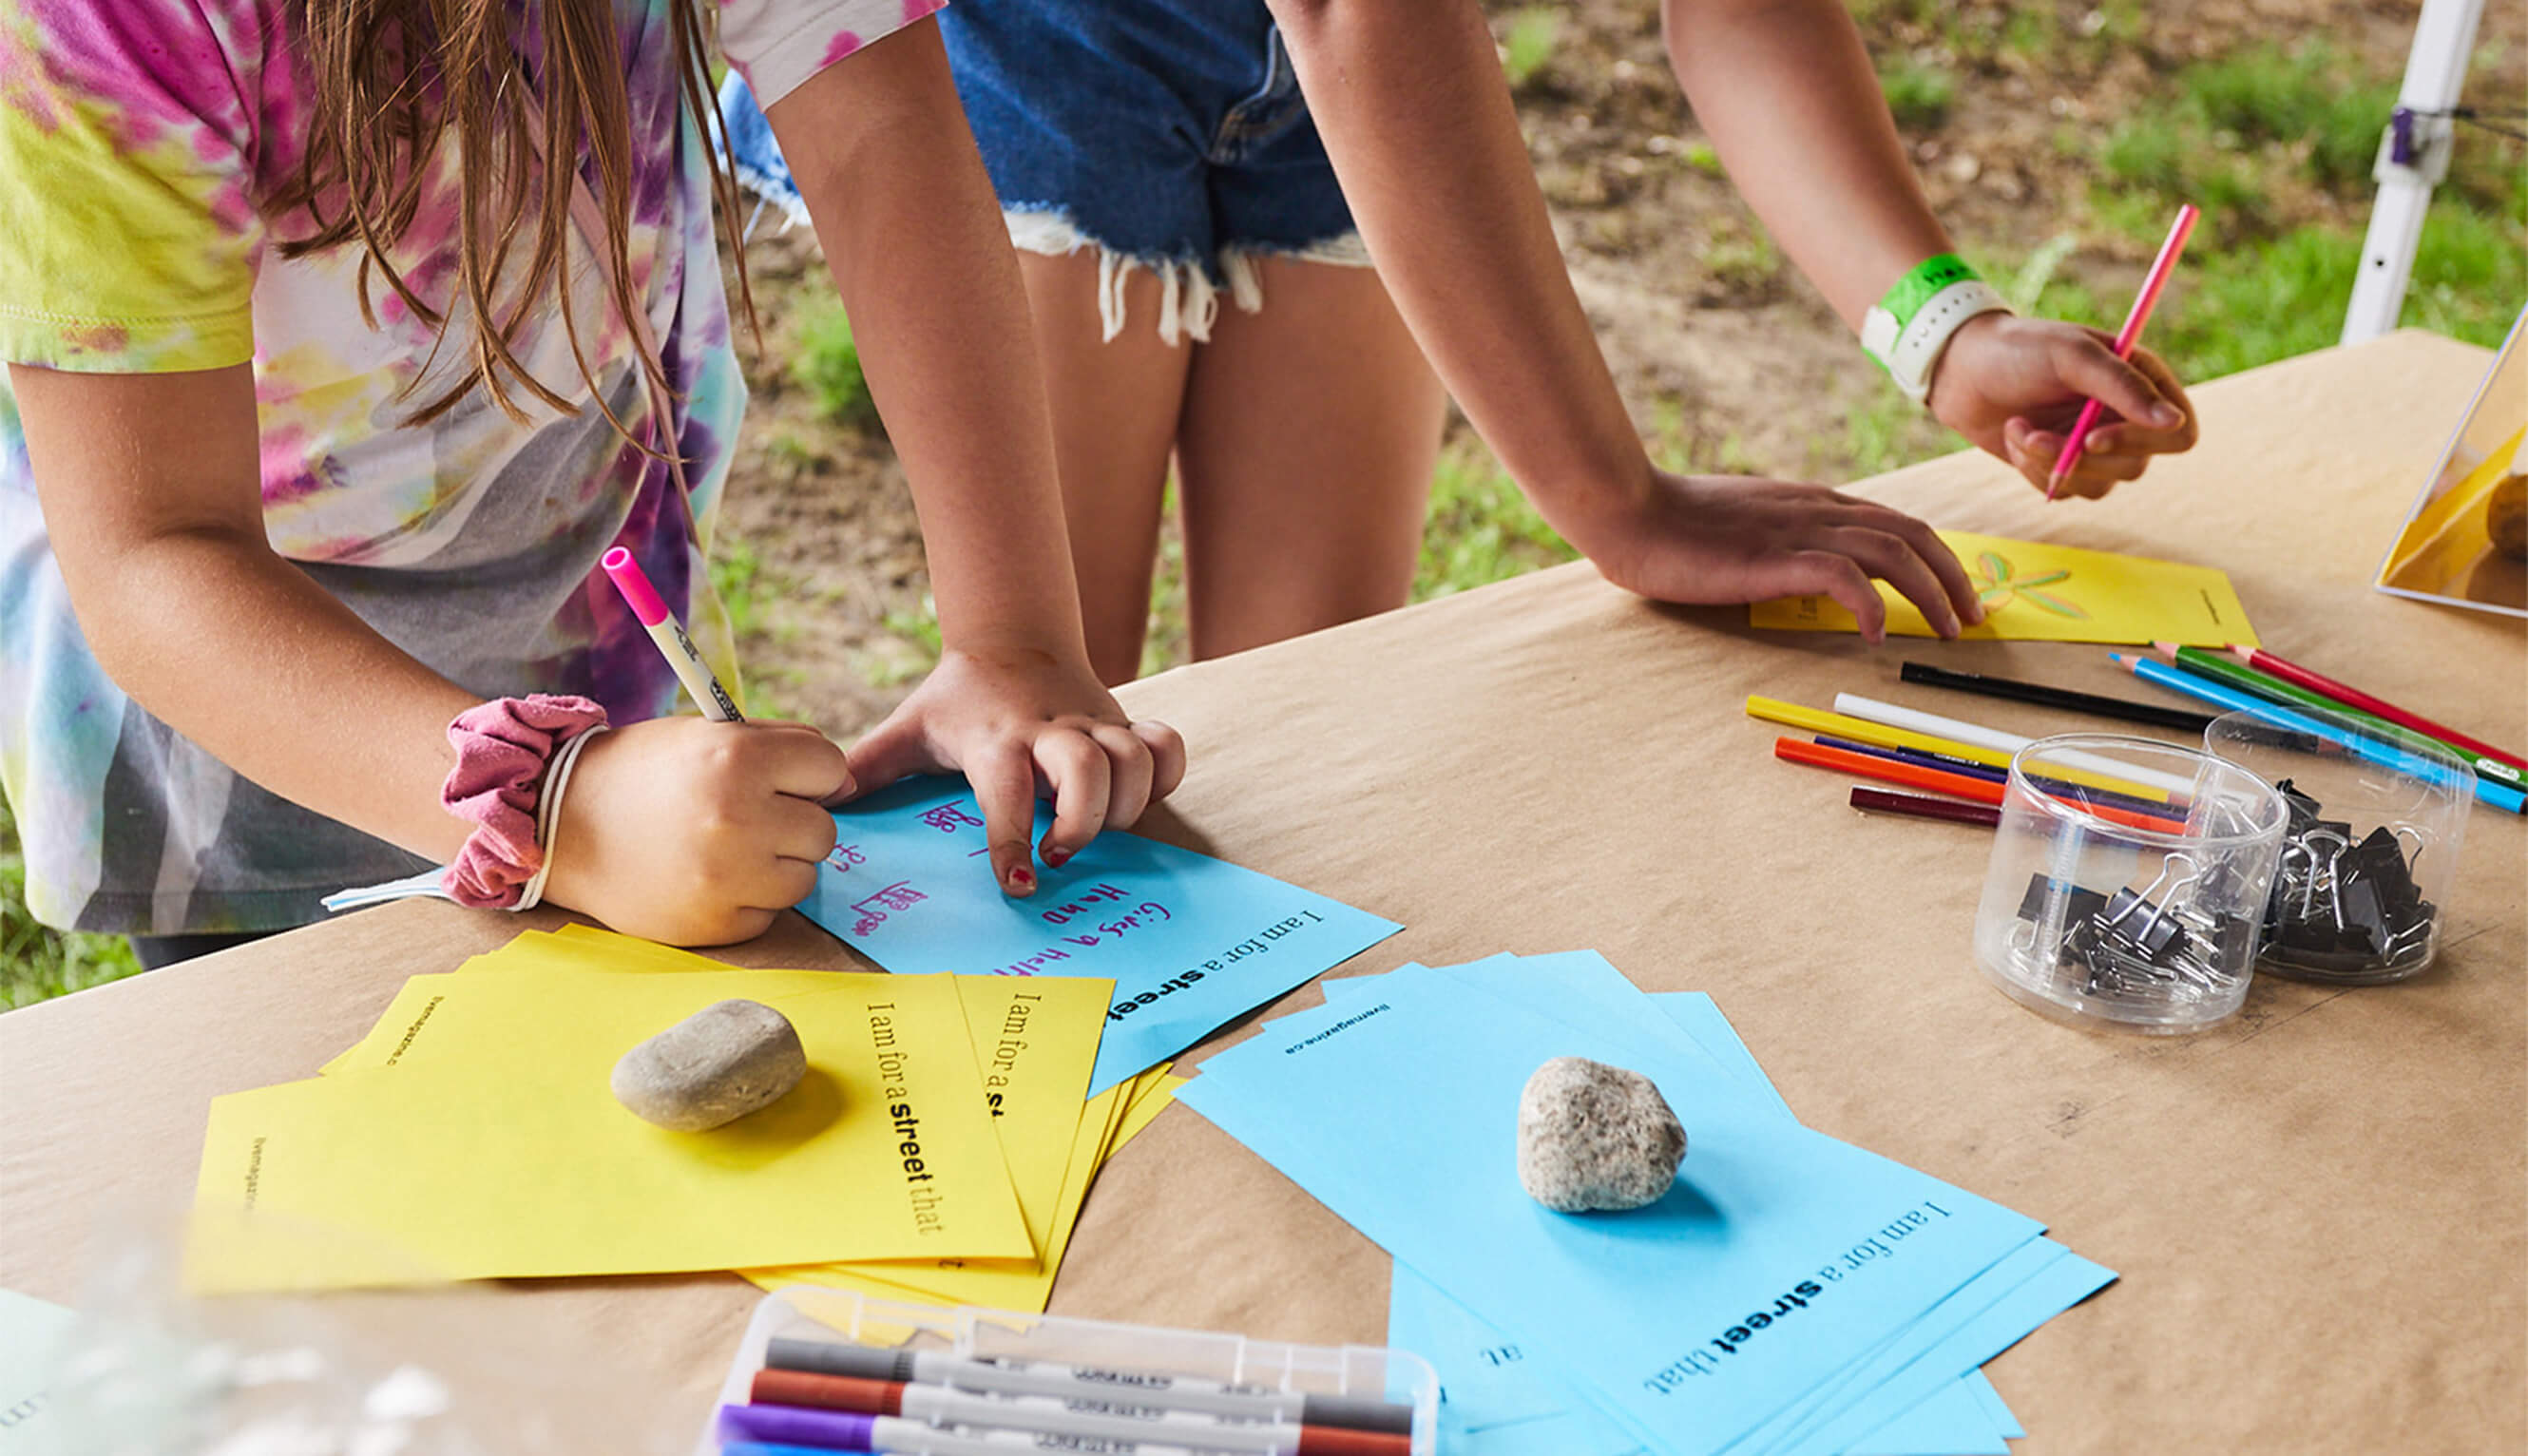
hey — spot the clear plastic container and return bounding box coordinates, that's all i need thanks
[1973,735,2289,1033]
[697,1287,1439,1456]
[2204,706,2473,984]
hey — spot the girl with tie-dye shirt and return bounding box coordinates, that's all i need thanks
[0,0,1185,958]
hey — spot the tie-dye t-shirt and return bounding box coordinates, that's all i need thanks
[0,0,934,935]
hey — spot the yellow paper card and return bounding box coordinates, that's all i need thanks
[1115,1072,1190,1147]
[748,1071,1142,1312]
[440,929,1112,1263]
[193,973,1028,1292]
[1751,530,2258,646]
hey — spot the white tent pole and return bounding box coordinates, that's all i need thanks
[2342,0,2486,344]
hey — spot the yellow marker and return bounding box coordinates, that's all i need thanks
[1745,697,2174,804]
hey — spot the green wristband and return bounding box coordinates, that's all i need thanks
[1875,253,1981,333]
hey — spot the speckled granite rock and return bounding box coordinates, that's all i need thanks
[611,1000,806,1132]
[1516,1056,1686,1212]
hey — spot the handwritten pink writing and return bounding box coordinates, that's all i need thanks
[986,948,1074,976]
[986,900,1172,972]
[848,880,927,937]
[918,804,984,833]
[1038,883,1130,926]
[824,843,868,872]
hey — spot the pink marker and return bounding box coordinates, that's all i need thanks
[2047,202,2197,501]
[601,546,743,721]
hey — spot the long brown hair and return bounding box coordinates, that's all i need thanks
[273,0,756,444]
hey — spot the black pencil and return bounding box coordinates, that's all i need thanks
[1898,661,2217,735]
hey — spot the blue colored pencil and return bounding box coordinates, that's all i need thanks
[2113,654,2524,816]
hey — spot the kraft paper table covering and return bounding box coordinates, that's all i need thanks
[1,331,2518,1452]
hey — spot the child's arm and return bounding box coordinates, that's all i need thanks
[1659,0,2196,497]
[757,22,1185,893]
[1264,0,1981,640]
[13,363,853,946]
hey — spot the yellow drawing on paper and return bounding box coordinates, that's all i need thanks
[1751,530,2257,646]
[1969,550,2087,620]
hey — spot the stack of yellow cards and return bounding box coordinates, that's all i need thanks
[187,927,1183,1308]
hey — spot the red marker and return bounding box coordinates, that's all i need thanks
[747,1369,1409,1456]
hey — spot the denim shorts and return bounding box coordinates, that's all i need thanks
[941,0,1368,343]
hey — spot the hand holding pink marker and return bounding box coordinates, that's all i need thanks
[601,546,744,721]
[2046,202,2198,501]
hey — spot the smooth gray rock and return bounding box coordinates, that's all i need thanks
[1516,1056,1686,1213]
[611,1000,807,1132]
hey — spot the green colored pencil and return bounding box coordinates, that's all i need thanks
[2150,641,2522,789]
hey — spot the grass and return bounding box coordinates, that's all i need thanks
[1878,55,1957,131]
[794,303,878,430]
[709,535,770,642]
[1413,438,1581,601]
[2,793,144,1011]
[2030,198,2527,386]
[1499,8,1563,91]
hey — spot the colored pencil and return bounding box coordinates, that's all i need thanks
[2049,202,2197,500]
[1819,735,2183,819]
[1830,691,2199,797]
[2151,644,2525,792]
[1849,786,2003,828]
[2220,644,2526,776]
[1818,735,2006,783]
[2113,654,2525,815]
[1745,697,2175,803]
[1775,738,2188,833]
[1899,661,2216,734]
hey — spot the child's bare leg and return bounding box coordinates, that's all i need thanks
[1174,255,1446,661]
[1015,251,1194,685]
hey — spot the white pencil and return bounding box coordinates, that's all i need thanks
[1830,692,2200,796]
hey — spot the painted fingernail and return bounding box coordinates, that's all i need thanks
[1042,845,1070,869]
[1006,866,1036,893]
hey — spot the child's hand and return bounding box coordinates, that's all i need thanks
[843,644,1187,896]
[544,718,852,946]
[1927,315,2200,500]
[1576,470,1984,644]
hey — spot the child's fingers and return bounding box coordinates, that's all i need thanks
[2127,348,2200,447]
[2007,423,2119,500]
[1823,528,1960,639]
[2052,331,2183,430]
[753,722,856,802]
[767,794,842,866]
[743,857,821,915]
[1092,723,1158,828]
[1135,720,1188,802]
[835,711,940,805]
[1033,730,1112,870]
[968,745,1043,896]
[1844,507,1982,625]
[1788,550,1888,644]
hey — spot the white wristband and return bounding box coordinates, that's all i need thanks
[1863,279,2012,405]
[519,723,606,912]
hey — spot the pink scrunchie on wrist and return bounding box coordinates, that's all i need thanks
[441,695,609,909]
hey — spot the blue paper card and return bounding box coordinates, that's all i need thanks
[1181,965,2047,1456]
[1367,967,2022,1455]
[801,777,1401,1093]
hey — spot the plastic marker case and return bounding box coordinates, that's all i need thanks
[698,1288,1440,1456]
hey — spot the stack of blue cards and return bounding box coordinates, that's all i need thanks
[1175,952,2115,1455]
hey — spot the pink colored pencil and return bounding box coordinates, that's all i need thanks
[2047,202,2198,500]
[2222,645,2525,772]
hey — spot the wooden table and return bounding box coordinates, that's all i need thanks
[5,331,2519,1452]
